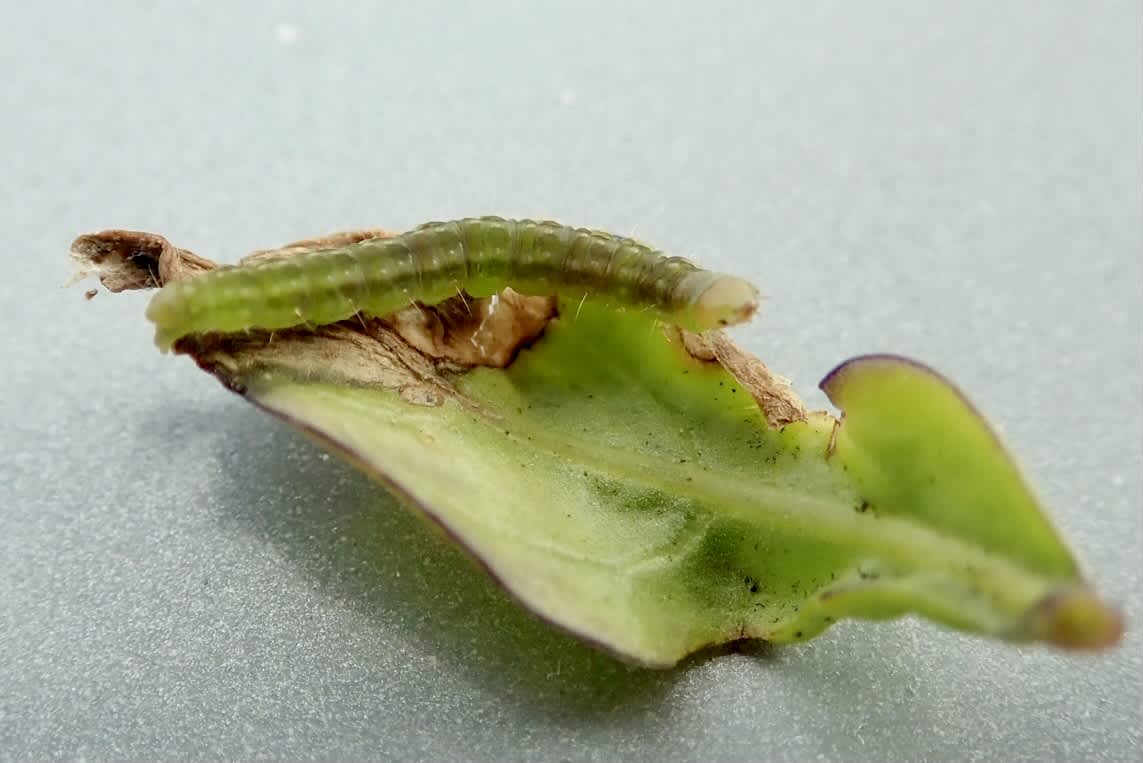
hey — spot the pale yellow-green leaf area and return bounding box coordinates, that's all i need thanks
[245,304,1119,666]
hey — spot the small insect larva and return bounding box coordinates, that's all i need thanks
[145,217,761,349]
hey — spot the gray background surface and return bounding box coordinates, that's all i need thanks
[2,1,1140,760]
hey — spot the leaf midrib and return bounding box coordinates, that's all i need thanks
[496,406,1058,610]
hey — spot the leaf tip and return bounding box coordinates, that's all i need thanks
[818,353,936,405]
[1021,587,1126,651]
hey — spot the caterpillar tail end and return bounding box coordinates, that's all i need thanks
[145,290,183,353]
[151,330,179,353]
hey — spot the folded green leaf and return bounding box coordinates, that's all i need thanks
[70,228,1124,667]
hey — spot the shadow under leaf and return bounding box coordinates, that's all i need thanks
[160,400,710,716]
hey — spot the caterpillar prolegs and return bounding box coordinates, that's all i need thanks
[145,216,761,349]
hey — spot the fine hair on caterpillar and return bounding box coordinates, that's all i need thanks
[145,216,761,349]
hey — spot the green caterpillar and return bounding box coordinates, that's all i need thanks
[146,216,761,349]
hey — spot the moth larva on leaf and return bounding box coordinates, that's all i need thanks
[145,217,761,349]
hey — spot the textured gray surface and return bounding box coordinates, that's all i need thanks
[2,1,1141,760]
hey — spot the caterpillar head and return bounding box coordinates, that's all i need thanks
[689,274,761,330]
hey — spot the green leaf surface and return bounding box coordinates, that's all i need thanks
[235,305,1120,666]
